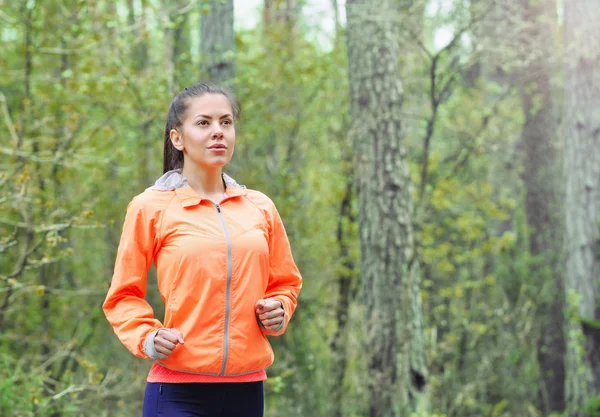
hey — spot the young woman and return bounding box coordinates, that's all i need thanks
[103,83,303,417]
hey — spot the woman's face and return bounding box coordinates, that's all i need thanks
[170,93,236,170]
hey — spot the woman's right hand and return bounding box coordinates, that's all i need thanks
[154,328,185,359]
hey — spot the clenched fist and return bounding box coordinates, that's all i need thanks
[255,298,284,331]
[154,328,185,360]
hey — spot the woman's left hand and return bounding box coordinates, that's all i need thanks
[255,298,284,331]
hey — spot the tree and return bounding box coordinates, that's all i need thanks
[328,5,358,417]
[564,0,600,414]
[200,0,235,84]
[163,0,192,94]
[263,0,300,28]
[516,0,565,413]
[345,1,426,415]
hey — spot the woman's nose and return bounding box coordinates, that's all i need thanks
[212,123,224,138]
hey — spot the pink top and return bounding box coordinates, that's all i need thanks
[147,362,267,383]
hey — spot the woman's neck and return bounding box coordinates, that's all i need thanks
[181,164,225,196]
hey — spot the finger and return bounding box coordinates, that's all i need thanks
[264,299,284,311]
[259,309,284,321]
[262,317,284,327]
[256,300,279,315]
[155,338,176,352]
[157,329,179,344]
[168,328,185,344]
[154,346,173,356]
[255,299,266,312]
[262,301,280,312]
[155,344,174,357]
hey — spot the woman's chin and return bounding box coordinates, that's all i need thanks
[193,159,231,170]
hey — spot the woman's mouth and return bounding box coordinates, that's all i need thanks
[208,144,227,152]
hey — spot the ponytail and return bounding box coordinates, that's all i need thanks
[163,101,184,173]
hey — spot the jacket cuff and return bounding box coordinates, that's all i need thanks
[143,328,167,360]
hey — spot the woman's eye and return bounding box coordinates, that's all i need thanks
[198,120,208,126]
[222,120,232,126]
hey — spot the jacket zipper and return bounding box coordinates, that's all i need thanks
[214,202,233,376]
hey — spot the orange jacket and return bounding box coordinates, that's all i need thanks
[103,171,302,376]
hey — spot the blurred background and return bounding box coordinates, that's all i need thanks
[1,0,599,416]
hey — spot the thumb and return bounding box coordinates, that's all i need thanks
[168,328,185,344]
[255,299,266,311]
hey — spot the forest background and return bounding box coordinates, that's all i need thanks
[1,0,599,417]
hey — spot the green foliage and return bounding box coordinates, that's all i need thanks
[409,53,545,416]
[583,397,600,417]
[578,316,600,330]
[0,353,51,417]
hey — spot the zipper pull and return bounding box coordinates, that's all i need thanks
[215,204,221,213]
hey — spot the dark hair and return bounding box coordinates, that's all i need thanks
[163,83,241,173]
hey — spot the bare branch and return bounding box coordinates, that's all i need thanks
[0,92,21,146]
[442,90,511,181]
[176,0,198,14]
[52,385,88,401]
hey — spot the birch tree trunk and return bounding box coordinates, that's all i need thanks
[200,0,235,84]
[517,0,565,413]
[346,1,426,416]
[564,0,600,414]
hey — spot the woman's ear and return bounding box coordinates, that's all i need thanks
[170,128,184,151]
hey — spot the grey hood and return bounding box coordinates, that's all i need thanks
[149,169,245,191]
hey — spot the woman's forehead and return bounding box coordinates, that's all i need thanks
[186,94,232,118]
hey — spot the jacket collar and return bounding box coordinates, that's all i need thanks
[150,169,247,207]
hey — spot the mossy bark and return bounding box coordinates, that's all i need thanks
[200,0,235,84]
[346,1,426,416]
[517,0,566,413]
[564,0,600,414]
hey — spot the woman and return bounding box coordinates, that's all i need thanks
[103,83,303,417]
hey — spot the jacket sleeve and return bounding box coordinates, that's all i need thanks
[102,195,164,359]
[261,203,303,336]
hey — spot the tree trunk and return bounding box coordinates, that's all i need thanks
[564,0,600,414]
[262,0,300,57]
[263,0,299,29]
[173,7,190,90]
[328,5,357,417]
[517,0,566,413]
[128,0,148,72]
[346,1,426,416]
[329,173,357,417]
[200,0,235,84]
[127,0,154,185]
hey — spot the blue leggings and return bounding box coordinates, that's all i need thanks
[142,381,264,417]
